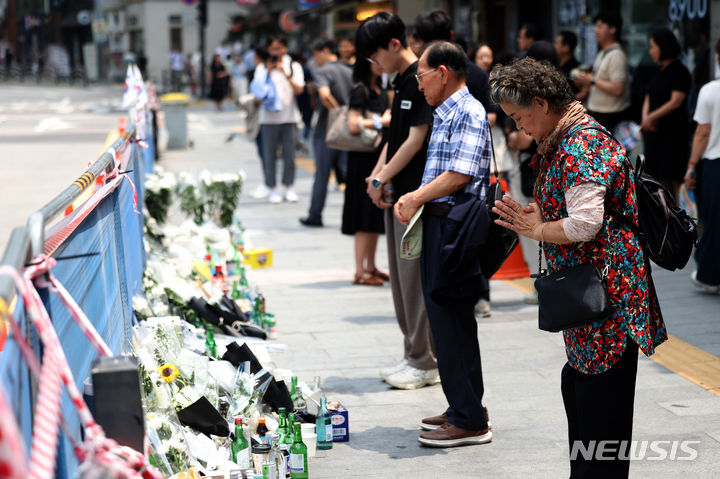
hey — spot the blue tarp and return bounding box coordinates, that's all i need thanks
[0,134,153,478]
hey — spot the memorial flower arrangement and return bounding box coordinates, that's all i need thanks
[144,167,177,224]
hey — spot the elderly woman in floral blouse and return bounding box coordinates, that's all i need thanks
[489,57,666,478]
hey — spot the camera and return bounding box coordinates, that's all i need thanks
[270,54,279,63]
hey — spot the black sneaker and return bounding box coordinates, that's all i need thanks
[299,217,323,227]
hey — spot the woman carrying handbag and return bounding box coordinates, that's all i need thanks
[342,57,391,286]
[489,58,666,478]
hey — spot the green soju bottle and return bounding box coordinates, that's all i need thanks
[289,422,308,479]
[204,323,218,359]
[279,416,293,478]
[277,407,288,442]
[316,396,333,450]
[231,417,251,469]
[231,279,242,300]
[290,377,306,412]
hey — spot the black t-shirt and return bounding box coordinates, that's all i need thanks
[646,59,691,128]
[386,62,433,198]
[559,57,581,94]
[349,83,388,114]
[466,61,498,114]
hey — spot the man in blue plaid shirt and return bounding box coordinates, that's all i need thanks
[395,41,493,448]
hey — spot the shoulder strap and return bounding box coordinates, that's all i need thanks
[564,125,639,233]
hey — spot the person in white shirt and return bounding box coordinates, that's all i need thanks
[253,36,305,204]
[574,12,630,133]
[684,39,720,293]
[169,45,184,92]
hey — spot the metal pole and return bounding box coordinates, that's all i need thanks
[199,0,207,97]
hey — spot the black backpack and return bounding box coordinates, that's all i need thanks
[609,154,697,271]
[572,126,698,271]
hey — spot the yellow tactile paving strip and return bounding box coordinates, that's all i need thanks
[503,277,720,397]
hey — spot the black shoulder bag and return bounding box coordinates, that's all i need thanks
[479,129,519,278]
[534,127,615,332]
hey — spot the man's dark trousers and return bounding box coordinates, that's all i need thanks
[420,213,489,431]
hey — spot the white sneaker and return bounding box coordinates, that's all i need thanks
[251,184,270,200]
[268,190,282,204]
[474,299,491,318]
[379,359,407,380]
[284,188,298,203]
[691,271,719,294]
[385,365,440,390]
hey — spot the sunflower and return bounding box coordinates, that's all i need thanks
[158,363,179,383]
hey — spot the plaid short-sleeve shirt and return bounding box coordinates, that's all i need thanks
[421,86,491,204]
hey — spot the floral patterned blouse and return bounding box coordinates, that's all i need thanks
[535,116,667,375]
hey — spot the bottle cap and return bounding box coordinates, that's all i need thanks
[258,417,266,424]
[235,417,242,425]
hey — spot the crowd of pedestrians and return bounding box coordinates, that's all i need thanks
[185,7,718,476]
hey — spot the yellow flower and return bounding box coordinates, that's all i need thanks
[158,363,179,383]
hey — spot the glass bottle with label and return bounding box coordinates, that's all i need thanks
[279,424,293,479]
[267,433,281,479]
[316,396,333,450]
[256,417,269,444]
[231,417,251,470]
[289,422,308,479]
[290,377,306,412]
[276,407,288,443]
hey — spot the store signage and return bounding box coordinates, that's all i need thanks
[668,0,707,20]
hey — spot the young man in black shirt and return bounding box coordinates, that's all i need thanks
[356,12,439,390]
[555,30,581,96]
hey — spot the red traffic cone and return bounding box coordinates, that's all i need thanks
[492,238,531,280]
[488,175,531,279]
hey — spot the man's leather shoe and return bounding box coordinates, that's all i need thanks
[299,217,323,227]
[418,423,492,447]
[421,408,491,431]
[420,413,448,431]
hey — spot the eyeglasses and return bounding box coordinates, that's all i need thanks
[415,68,438,84]
[364,57,376,65]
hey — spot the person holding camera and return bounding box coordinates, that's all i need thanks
[255,36,305,204]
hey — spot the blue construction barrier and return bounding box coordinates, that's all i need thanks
[0,124,154,478]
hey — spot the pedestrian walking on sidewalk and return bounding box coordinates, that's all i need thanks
[490,57,667,478]
[395,41,493,448]
[343,57,390,286]
[684,39,720,294]
[299,39,353,227]
[356,12,439,390]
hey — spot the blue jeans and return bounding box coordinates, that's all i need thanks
[307,137,347,221]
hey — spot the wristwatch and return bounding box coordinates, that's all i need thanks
[371,178,383,189]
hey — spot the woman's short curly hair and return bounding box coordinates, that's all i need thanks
[489,57,574,112]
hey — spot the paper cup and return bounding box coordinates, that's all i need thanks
[301,432,317,458]
[300,423,315,435]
